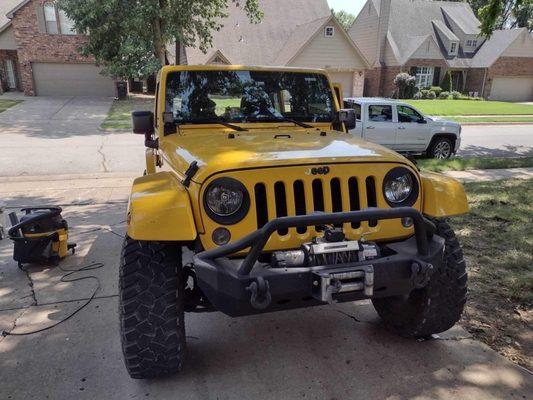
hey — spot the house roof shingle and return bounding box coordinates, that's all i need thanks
[185,0,330,65]
[0,0,24,33]
[470,28,525,67]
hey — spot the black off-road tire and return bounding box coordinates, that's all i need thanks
[119,237,185,379]
[372,219,467,338]
[427,137,454,159]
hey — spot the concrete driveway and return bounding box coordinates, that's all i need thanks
[0,174,531,400]
[0,96,144,176]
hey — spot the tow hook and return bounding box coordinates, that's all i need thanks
[411,262,434,288]
[246,277,272,310]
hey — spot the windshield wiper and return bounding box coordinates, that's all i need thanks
[274,117,314,129]
[245,116,314,129]
[188,119,248,132]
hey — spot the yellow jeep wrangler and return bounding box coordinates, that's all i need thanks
[120,65,468,379]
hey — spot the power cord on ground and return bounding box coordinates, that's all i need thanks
[1,262,104,337]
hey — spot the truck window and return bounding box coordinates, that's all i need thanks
[369,105,393,122]
[343,101,361,120]
[397,105,423,123]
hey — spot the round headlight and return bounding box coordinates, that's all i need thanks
[204,177,250,224]
[383,167,419,207]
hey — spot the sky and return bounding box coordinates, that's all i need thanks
[327,0,366,15]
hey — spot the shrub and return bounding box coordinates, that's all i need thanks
[413,91,423,99]
[394,72,417,99]
[439,91,450,99]
[451,91,461,99]
[427,90,436,99]
[420,89,430,99]
[440,70,453,92]
[430,86,443,96]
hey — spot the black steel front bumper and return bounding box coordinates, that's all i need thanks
[193,208,444,317]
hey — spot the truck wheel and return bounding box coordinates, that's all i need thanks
[372,219,467,338]
[427,137,453,159]
[119,237,185,379]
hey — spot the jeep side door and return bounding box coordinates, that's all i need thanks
[395,105,431,151]
[363,104,397,147]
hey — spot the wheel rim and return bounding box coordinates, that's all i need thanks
[433,141,451,159]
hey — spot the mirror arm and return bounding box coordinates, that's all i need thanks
[145,132,159,149]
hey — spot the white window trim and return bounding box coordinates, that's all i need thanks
[450,42,457,54]
[43,2,76,35]
[325,26,335,37]
[415,66,434,89]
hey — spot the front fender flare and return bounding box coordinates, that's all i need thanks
[127,172,197,241]
[420,171,469,217]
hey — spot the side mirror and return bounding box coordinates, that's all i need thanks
[417,118,427,124]
[132,111,154,134]
[338,109,356,130]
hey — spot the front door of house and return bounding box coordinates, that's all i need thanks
[5,60,16,89]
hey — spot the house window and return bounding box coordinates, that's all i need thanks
[325,26,334,37]
[414,66,434,88]
[466,40,472,46]
[450,42,457,53]
[43,2,76,35]
[472,40,477,47]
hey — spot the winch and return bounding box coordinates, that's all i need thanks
[271,226,380,268]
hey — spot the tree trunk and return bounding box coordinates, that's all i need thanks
[153,17,167,65]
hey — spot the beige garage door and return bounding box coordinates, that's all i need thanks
[328,72,353,98]
[32,63,115,96]
[490,76,533,102]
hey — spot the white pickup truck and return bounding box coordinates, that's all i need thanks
[343,97,462,159]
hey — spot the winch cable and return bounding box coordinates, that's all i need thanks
[2,262,104,337]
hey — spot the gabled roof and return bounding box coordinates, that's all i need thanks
[0,0,24,33]
[274,15,369,67]
[274,16,331,65]
[386,0,479,65]
[441,6,480,35]
[365,0,532,68]
[432,20,459,42]
[471,28,525,68]
[185,0,330,65]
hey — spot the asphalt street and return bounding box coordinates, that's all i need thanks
[0,174,531,399]
[0,96,531,177]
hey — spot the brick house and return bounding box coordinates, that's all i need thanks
[0,0,115,96]
[176,0,369,98]
[349,0,533,101]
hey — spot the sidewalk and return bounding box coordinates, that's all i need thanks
[1,172,531,399]
[443,167,533,182]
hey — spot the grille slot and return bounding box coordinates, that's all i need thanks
[274,182,288,235]
[293,180,307,234]
[330,178,343,227]
[312,179,325,211]
[254,183,268,229]
[348,177,361,229]
[365,177,378,227]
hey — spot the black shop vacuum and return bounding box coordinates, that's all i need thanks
[8,207,76,268]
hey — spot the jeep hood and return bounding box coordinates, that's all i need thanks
[159,129,411,183]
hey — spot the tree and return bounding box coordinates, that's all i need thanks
[58,0,262,79]
[442,0,532,35]
[331,9,356,30]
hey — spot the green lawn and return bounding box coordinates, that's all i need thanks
[418,156,533,172]
[452,178,532,369]
[448,116,533,123]
[0,99,22,113]
[101,96,154,131]
[405,99,533,116]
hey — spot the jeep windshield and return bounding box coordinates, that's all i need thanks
[165,70,335,125]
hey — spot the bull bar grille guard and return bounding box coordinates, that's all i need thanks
[196,207,436,276]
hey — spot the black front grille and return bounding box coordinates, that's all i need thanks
[254,177,379,234]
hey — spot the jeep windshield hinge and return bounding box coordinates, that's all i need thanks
[182,161,199,187]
